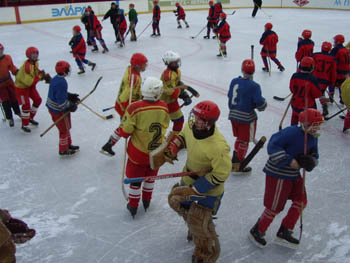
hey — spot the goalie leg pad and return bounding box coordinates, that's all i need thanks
[168,183,192,221]
[187,203,220,263]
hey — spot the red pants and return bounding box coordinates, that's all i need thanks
[344,110,350,130]
[16,86,42,126]
[49,111,72,152]
[126,159,158,208]
[258,175,307,233]
[0,85,17,102]
[231,120,256,161]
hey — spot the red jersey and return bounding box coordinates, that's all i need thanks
[260,30,278,58]
[289,72,322,110]
[312,51,337,88]
[88,13,102,31]
[295,39,314,62]
[208,6,216,23]
[214,19,231,43]
[331,44,350,81]
[0,54,17,89]
[214,3,222,18]
[153,5,161,20]
[71,33,86,59]
[176,5,186,19]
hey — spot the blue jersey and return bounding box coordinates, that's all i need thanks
[263,125,319,181]
[228,76,266,124]
[46,75,69,114]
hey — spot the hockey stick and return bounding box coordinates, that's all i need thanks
[279,97,292,131]
[190,25,206,39]
[102,106,114,112]
[137,20,152,39]
[324,107,347,121]
[116,30,125,47]
[266,50,272,77]
[228,10,236,15]
[80,102,114,120]
[239,136,266,171]
[273,93,292,101]
[215,34,225,57]
[124,171,201,184]
[251,45,254,60]
[120,73,135,201]
[325,90,346,117]
[40,76,103,137]
[0,100,6,121]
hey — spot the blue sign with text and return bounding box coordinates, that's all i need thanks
[52,5,86,17]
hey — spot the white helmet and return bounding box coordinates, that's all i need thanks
[162,50,181,66]
[141,77,163,101]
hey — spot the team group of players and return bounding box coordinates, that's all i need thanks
[1,2,350,263]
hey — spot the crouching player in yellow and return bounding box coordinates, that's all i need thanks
[152,100,232,263]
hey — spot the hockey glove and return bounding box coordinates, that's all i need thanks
[68,93,80,104]
[295,154,316,172]
[65,101,78,113]
[42,73,52,84]
[5,218,36,244]
[179,89,192,106]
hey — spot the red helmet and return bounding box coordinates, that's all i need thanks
[26,46,39,59]
[85,7,92,13]
[220,12,226,19]
[265,23,272,30]
[209,1,214,5]
[154,0,158,4]
[0,43,3,50]
[299,108,324,135]
[334,34,345,45]
[55,60,70,75]
[300,56,314,73]
[302,29,312,39]
[130,53,148,67]
[73,25,81,32]
[175,2,180,7]
[321,41,332,52]
[129,3,135,7]
[242,59,255,74]
[192,100,220,126]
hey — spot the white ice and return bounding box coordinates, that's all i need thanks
[1,7,350,263]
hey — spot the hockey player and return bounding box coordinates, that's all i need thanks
[160,50,192,133]
[312,41,336,116]
[85,7,109,53]
[80,6,92,45]
[341,76,350,133]
[213,12,231,57]
[160,100,232,262]
[203,1,217,39]
[151,0,161,37]
[114,53,148,118]
[101,77,170,217]
[259,23,285,72]
[46,61,80,156]
[0,43,21,127]
[69,25,96,75]
[128,3,138,41]
[174,2,189,29]
[117,9,128,47]
[228,59,267,173]
[214,0,223,19]
[295,30,314,67]
[15,47,51,133]
[249,108,323,249]
[252,0,262,17]
[289,57,322,125]
[329,34,350,104]
[102,2,120,43]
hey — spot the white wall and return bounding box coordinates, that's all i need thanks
[0,0,349,25]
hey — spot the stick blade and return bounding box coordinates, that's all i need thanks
[273,96,285,101]
[106,114,114,120]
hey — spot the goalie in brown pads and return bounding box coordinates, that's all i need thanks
[155,100,232,263]
[0,209,35,263]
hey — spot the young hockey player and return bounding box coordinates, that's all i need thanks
[228,59,267,173]
[69,25,96,75]
[102,2,120,43]
[101,77,170,217]
[329,34,350,104]
[203,1,216,39]
[249,108,323,249]
[159,100,232,263]
[252,0,262,17]
[85,7,109,53]
[0,43,21,127]
[289,57,322,125]
[46,61,80,156]
[312,41,336,116]
[117,9,128,47]
[259,23,285,72]
[15,47,51,133]
[213,12,231,57]
[160,50,192,133]
[174,2,189,29]
[295,30,314,66]
[113,53,148,118]
[214,0,223,19]
[128,3,138,41]
[151,0,161,37]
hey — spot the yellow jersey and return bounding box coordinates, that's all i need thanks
[15,60,42,89]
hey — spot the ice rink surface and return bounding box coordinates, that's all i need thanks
[1,7,350,263]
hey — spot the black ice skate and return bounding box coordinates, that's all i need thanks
[100,138,115,156]
[177,25,182,29]
[29,119,39,126]
[275,225,299,249]
[142,200,150,211]
[322,104,329,116]
[278,65,285,72]
[262,67,269,72]
[88,62,96,71]
[69,145,80,151]
[102,47,109,53]
[150,33,156,37]
[186,24,189,28]
[21,126,31,133]
[59,148,77,157]
[127,203,137,219]
[9,119,14,127]
[91,46,98,52]
[231,152,252,175]
[203,35,210,39]
[78,68,85,75]
[249,221,267,248]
